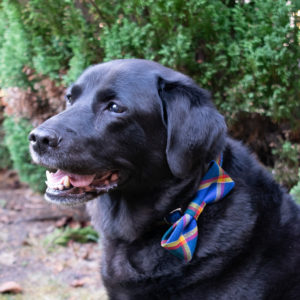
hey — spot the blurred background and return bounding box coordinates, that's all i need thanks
[0,0,300,299]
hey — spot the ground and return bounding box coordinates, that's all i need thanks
[0,170,107,300]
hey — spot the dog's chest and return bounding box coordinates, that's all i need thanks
[101,242,268,300]
[101,235,190,295]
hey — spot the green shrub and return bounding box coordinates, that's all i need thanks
[0,125,12,169]
[0,0,298,121]
[291,170,300,204]
[0,0,299,193]
[0,0,30,88]
[44,226,99,247]
[0,0,98,87]
[100,0,300,121]
[272,140,300,189]
[3,116,46,193]
[26,0,98,84]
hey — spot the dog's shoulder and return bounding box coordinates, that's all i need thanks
[97,137,300,299]
[224,137,300,294]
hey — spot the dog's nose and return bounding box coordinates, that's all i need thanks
[29,128,60,152]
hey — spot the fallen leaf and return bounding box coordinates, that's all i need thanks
[70,278,85,287]
[22,239,32,246]
[54,262,64,273]
[0,281,23,294]
[55,216,68,228]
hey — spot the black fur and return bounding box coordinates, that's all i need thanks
[30,59,300,299]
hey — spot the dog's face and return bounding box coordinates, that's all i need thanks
[29,59,226,206]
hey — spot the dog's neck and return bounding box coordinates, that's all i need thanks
[87,162,209,242]
[87,141,257,244]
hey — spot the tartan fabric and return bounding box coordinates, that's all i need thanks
[161,155,235,262]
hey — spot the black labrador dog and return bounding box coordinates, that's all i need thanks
[29,59,300,300]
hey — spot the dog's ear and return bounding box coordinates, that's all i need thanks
[157,77,227,178]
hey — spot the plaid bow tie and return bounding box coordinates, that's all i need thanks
[161,155,235,262]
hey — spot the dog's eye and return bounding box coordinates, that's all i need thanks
[108,103,124,113]
[65,94,72,104]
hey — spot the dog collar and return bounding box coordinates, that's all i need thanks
[161,154,235,262]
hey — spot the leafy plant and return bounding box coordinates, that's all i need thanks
[99,0,300,121]
[0,0,30,88]
[0,123,12,169]
[272,140,300,189]
[44,226,99,247]
[0,0,299,192]
[1,0,298,121]
[291,169,300,204]
[3,116,46,193]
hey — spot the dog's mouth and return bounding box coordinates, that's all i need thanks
[45,169,119,206]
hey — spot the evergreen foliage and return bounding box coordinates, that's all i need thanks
[0,0,299,191]
[3,116,46,193]
[99,0,300,121]
[0,127,11,169]
[272,139,299,189]
[44,226,99,247]
[0,0,30,88]
[291,170,300,204]
[0,0,298,120]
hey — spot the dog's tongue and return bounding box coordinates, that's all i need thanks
[47,170,96,187]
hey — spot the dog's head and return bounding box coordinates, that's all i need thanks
[29,59,226,205]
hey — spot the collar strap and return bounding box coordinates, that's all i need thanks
[161,154,235,262]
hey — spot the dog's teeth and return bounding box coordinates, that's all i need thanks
[58,184,64,191]
[104,180,109,186]
[63,176,70,188]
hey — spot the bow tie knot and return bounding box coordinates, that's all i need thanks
[161,156,235,262]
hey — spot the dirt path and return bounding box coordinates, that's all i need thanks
[0,172,107,300]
